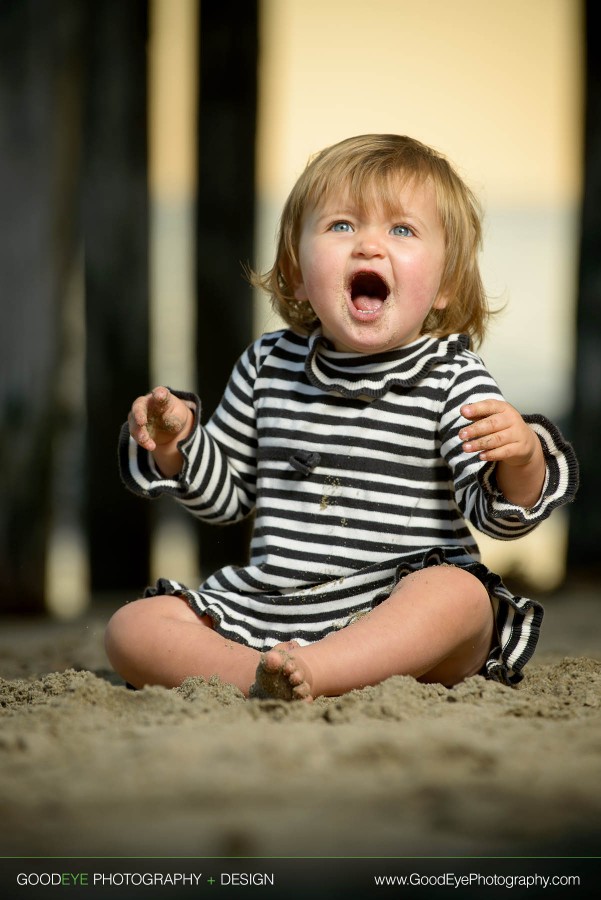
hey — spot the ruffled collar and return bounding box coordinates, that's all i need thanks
[304,328,471,399]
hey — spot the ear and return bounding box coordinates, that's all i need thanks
[293,277,309,302]
[432,289,449,311]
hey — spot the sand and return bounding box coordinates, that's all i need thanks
[1,587,601,861]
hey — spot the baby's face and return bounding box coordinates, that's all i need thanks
[293,178,448,354]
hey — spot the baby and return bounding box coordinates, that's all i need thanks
[106,134,578,700]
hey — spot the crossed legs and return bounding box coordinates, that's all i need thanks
[104,566,495,699]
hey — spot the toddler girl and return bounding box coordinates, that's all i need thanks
[106,134,578,700]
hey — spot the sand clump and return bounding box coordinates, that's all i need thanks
[0,605,600,859]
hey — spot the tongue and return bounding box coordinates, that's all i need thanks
[353,295,383,312]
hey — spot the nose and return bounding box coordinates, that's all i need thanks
[353,229,385,258]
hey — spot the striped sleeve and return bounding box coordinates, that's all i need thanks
[439,353,579,540]
[477,414,579,526]
[118,336,271,524]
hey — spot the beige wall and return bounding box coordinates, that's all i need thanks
[257,0,581,207]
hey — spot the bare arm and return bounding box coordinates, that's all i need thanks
[128,386,195,478]
[459,399,546,509]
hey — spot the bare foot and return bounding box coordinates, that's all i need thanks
[273,640,300,652]
[249,648,314,702]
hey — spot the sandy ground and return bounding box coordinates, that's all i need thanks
[1,584,601,862]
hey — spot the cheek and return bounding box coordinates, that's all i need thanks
[408,253,446,302]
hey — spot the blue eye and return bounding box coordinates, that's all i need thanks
[391,225,413,237]
[330,221,353,233]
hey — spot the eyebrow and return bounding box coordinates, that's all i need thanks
[312,205,357,220]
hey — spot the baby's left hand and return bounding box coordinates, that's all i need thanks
[459,399,540,468]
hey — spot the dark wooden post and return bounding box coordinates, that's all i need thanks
[81,0,151,597]
[567,0,601,578]
[0,0,84,613]
[195,1,258,577]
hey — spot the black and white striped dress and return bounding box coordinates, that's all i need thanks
[119,329,578,685]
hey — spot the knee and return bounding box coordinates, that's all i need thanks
[104,600,143,670]
[452,567,492,615]
[401,565,493,632]
[443,567,494,638]
[441,568,495,664]
[434,565,489,606]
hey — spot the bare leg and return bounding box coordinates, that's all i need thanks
[105,567,493,699]
[251,567,494,701]
[104,595,262,693]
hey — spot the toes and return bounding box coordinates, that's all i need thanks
[285,664,305,686]
[292,682,313,701]
[262,649,290,673]
[272,653,306,686]
[251,650,314,702]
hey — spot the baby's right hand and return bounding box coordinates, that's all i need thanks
[128,387,193,453]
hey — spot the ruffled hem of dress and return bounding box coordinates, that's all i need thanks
[144,578,241,650]
[143,578,372,649]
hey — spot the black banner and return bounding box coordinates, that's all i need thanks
[1,856,600,899]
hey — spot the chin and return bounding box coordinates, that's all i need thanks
[335,334,396,355]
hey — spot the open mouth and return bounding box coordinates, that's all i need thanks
[349,271,390,315]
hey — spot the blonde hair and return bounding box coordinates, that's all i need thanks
[251,134,491,346]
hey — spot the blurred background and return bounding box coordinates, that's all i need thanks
[0,0,598,621]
